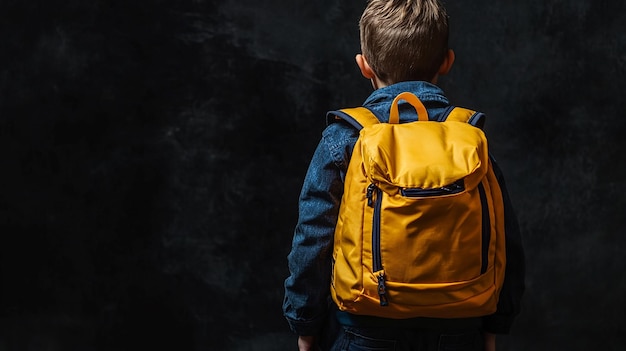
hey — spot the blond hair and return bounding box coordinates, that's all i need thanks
[359,0,449,84]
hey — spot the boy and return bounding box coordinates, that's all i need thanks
[283,1,525,350]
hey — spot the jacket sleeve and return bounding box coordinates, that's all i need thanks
[482,158,526,334]
[282,125,352,336]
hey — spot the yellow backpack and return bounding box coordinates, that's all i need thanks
[328,92,506,319]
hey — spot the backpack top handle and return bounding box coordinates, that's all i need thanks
[389,92,429,124]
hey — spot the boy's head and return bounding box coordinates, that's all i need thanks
[357,0,453,86]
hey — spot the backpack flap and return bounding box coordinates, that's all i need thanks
[360,112,489,194]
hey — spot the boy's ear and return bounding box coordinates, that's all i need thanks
[438,49,455,76]
[356,54,376,79]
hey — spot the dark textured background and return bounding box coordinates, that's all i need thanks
[1,0,625,350]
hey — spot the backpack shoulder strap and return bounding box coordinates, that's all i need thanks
[440,106,486,129]
[326,107,381,130]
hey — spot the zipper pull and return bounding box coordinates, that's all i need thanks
[442,180,464,193]
[366,183,377,207]
[377,272,389,306]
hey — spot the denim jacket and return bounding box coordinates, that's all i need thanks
[283,81,525,336]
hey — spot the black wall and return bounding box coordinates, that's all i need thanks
[1,1,625,350]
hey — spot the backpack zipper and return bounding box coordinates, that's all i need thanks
[477,182,490,274]
[400,180,465,197]
[366,183,388,306]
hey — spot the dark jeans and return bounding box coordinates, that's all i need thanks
[329,325,484,351]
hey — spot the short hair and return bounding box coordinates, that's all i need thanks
[359,0,450,84]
